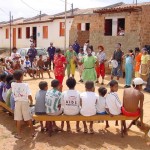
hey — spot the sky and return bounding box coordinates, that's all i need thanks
[0,0,150,22]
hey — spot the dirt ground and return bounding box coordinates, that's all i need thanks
[0,70,150,150]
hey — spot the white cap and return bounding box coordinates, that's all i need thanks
[133,78,144,86]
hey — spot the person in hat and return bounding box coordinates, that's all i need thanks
[54,48,67,90]
[27,43,37,67]
[72,40,80,55]
[135,47,142,78]
[122,78,144,132]
[110,43,124,81]
[96,45,106,85]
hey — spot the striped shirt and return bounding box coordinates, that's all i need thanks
[45,89,61,114]
[105,92,122,115]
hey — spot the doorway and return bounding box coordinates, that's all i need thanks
[32,27,37,47]
[13,28,16,48]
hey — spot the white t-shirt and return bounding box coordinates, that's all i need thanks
[96,96,106,113]
[61,90,80,115]
[105,92,122,115]
[11,82,31,101]
[80,92,98,116]
[97,51,106,63]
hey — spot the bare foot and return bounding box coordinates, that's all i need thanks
[105,124,110,129]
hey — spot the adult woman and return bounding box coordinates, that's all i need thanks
[79,46,97,82]
[54,48,66,87]
[96,45,106,85]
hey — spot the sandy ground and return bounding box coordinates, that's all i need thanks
[0,70,150,150]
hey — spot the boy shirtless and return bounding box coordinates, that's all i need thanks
[122,78,144,129]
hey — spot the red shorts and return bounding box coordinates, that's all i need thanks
[96,63,105,78]
[121,107,140,117]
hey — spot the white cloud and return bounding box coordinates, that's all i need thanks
[0,0,149,21]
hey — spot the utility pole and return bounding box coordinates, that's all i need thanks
[9,11,11,56]
[71,3,73,15]
[64,0,67,52]
[40,10,41,21]
[136,0,137,5]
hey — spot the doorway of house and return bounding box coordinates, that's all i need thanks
[32,27,37,47]
[13,28,16,48]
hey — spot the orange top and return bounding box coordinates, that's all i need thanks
[135,53,142,71]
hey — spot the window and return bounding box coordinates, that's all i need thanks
[6,28,9,39]
[77,23,81,31]
[60,22,65,36]
[85,23,90,31]
[43,26,48,38]
[105,19,112,36]
[117,18,125,36]
[18,28,22,39]
[26,27,30,38]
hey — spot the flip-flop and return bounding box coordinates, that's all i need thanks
[14,134,22,139]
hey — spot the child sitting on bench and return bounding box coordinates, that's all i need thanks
[80,81,98,134]
[61,77,80,132]
[35,81,48,132]
[45,79,62,134]
[105,80,122,128]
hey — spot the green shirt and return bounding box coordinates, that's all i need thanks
[65,50,77,63]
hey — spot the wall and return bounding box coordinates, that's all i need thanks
[0,18,73,50]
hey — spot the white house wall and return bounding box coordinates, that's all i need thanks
[0,18,73,50]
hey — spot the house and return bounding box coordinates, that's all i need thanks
[0,9,78,50]
[69,2,150,58]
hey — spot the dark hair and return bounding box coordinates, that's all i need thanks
[66,77,76,89]
[89,45,93,51]
[109,80,118,87]
[0,58,4,62]
[25,55,29,58]
[79,47,83,52]
[55,48,61,53]
[13,70,23,81]
[51,79,60,88]
[129,49,133,53]
[135,47,140,52]
[39,55,42,57]
[86,40,89,43]
[118,43,121,47]
[12,47,17,51]
[39,81,48,90]
[98,87,107,97]
[6,74,13,84]
[0,73,7,81]
[85,81,94,90]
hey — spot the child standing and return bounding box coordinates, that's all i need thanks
[24,55,32,77]
[105,80,122,127]
[80,81,98,133]
[12,70,35,139]
[35,81,48,131]
[45,79,62,135]
[61,77,80,132]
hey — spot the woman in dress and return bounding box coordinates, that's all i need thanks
[79,46,97,82]
[54,48,67,90]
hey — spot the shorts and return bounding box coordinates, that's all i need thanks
[97,111,107,115]
[96,63,105,78]
[121,107,140,117]
[14,101,32,121]
[111,64,122,77]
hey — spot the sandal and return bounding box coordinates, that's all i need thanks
[14,134,22,139]
[89,128,94,134]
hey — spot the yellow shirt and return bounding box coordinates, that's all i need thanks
[141,54,149,65]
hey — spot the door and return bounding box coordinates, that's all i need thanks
[105,19,112,36]
[13,28,16,48]
[32,27,37,47]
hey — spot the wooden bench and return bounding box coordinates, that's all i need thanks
[0,101,14,114]
[33,114,138,137]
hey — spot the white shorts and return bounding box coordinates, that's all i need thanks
[14,101,32,121]
[47,109,63,116]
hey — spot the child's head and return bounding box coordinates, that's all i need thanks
[51,79,60,89]
[13,70,23,81]
[132,78,144,91]
[66,77,76,89]
[85,81,94,91]
[109,80,118,92]
[129,49,133,53]
[0,73,7,82]
[21,59,24,64]
[79,47,84,53]
[34,58,37,62]
[98,87,107,97]
[25,55,29,60]
[6,74,13,84]
[39,81,48,91]
[39,55,42,60]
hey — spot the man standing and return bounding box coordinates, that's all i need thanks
[72,40,80,55]
[27,43,37,67]
[47,42,56,70]
[110,43,124,80]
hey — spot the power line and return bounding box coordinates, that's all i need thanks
[20,0,40,12]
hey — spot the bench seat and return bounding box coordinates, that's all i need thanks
[0,101,14,114]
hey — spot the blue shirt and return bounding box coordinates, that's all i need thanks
[72,43,80,54]
[27,48,37,61]
[125,56,133,64]
[47,46,56,59]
